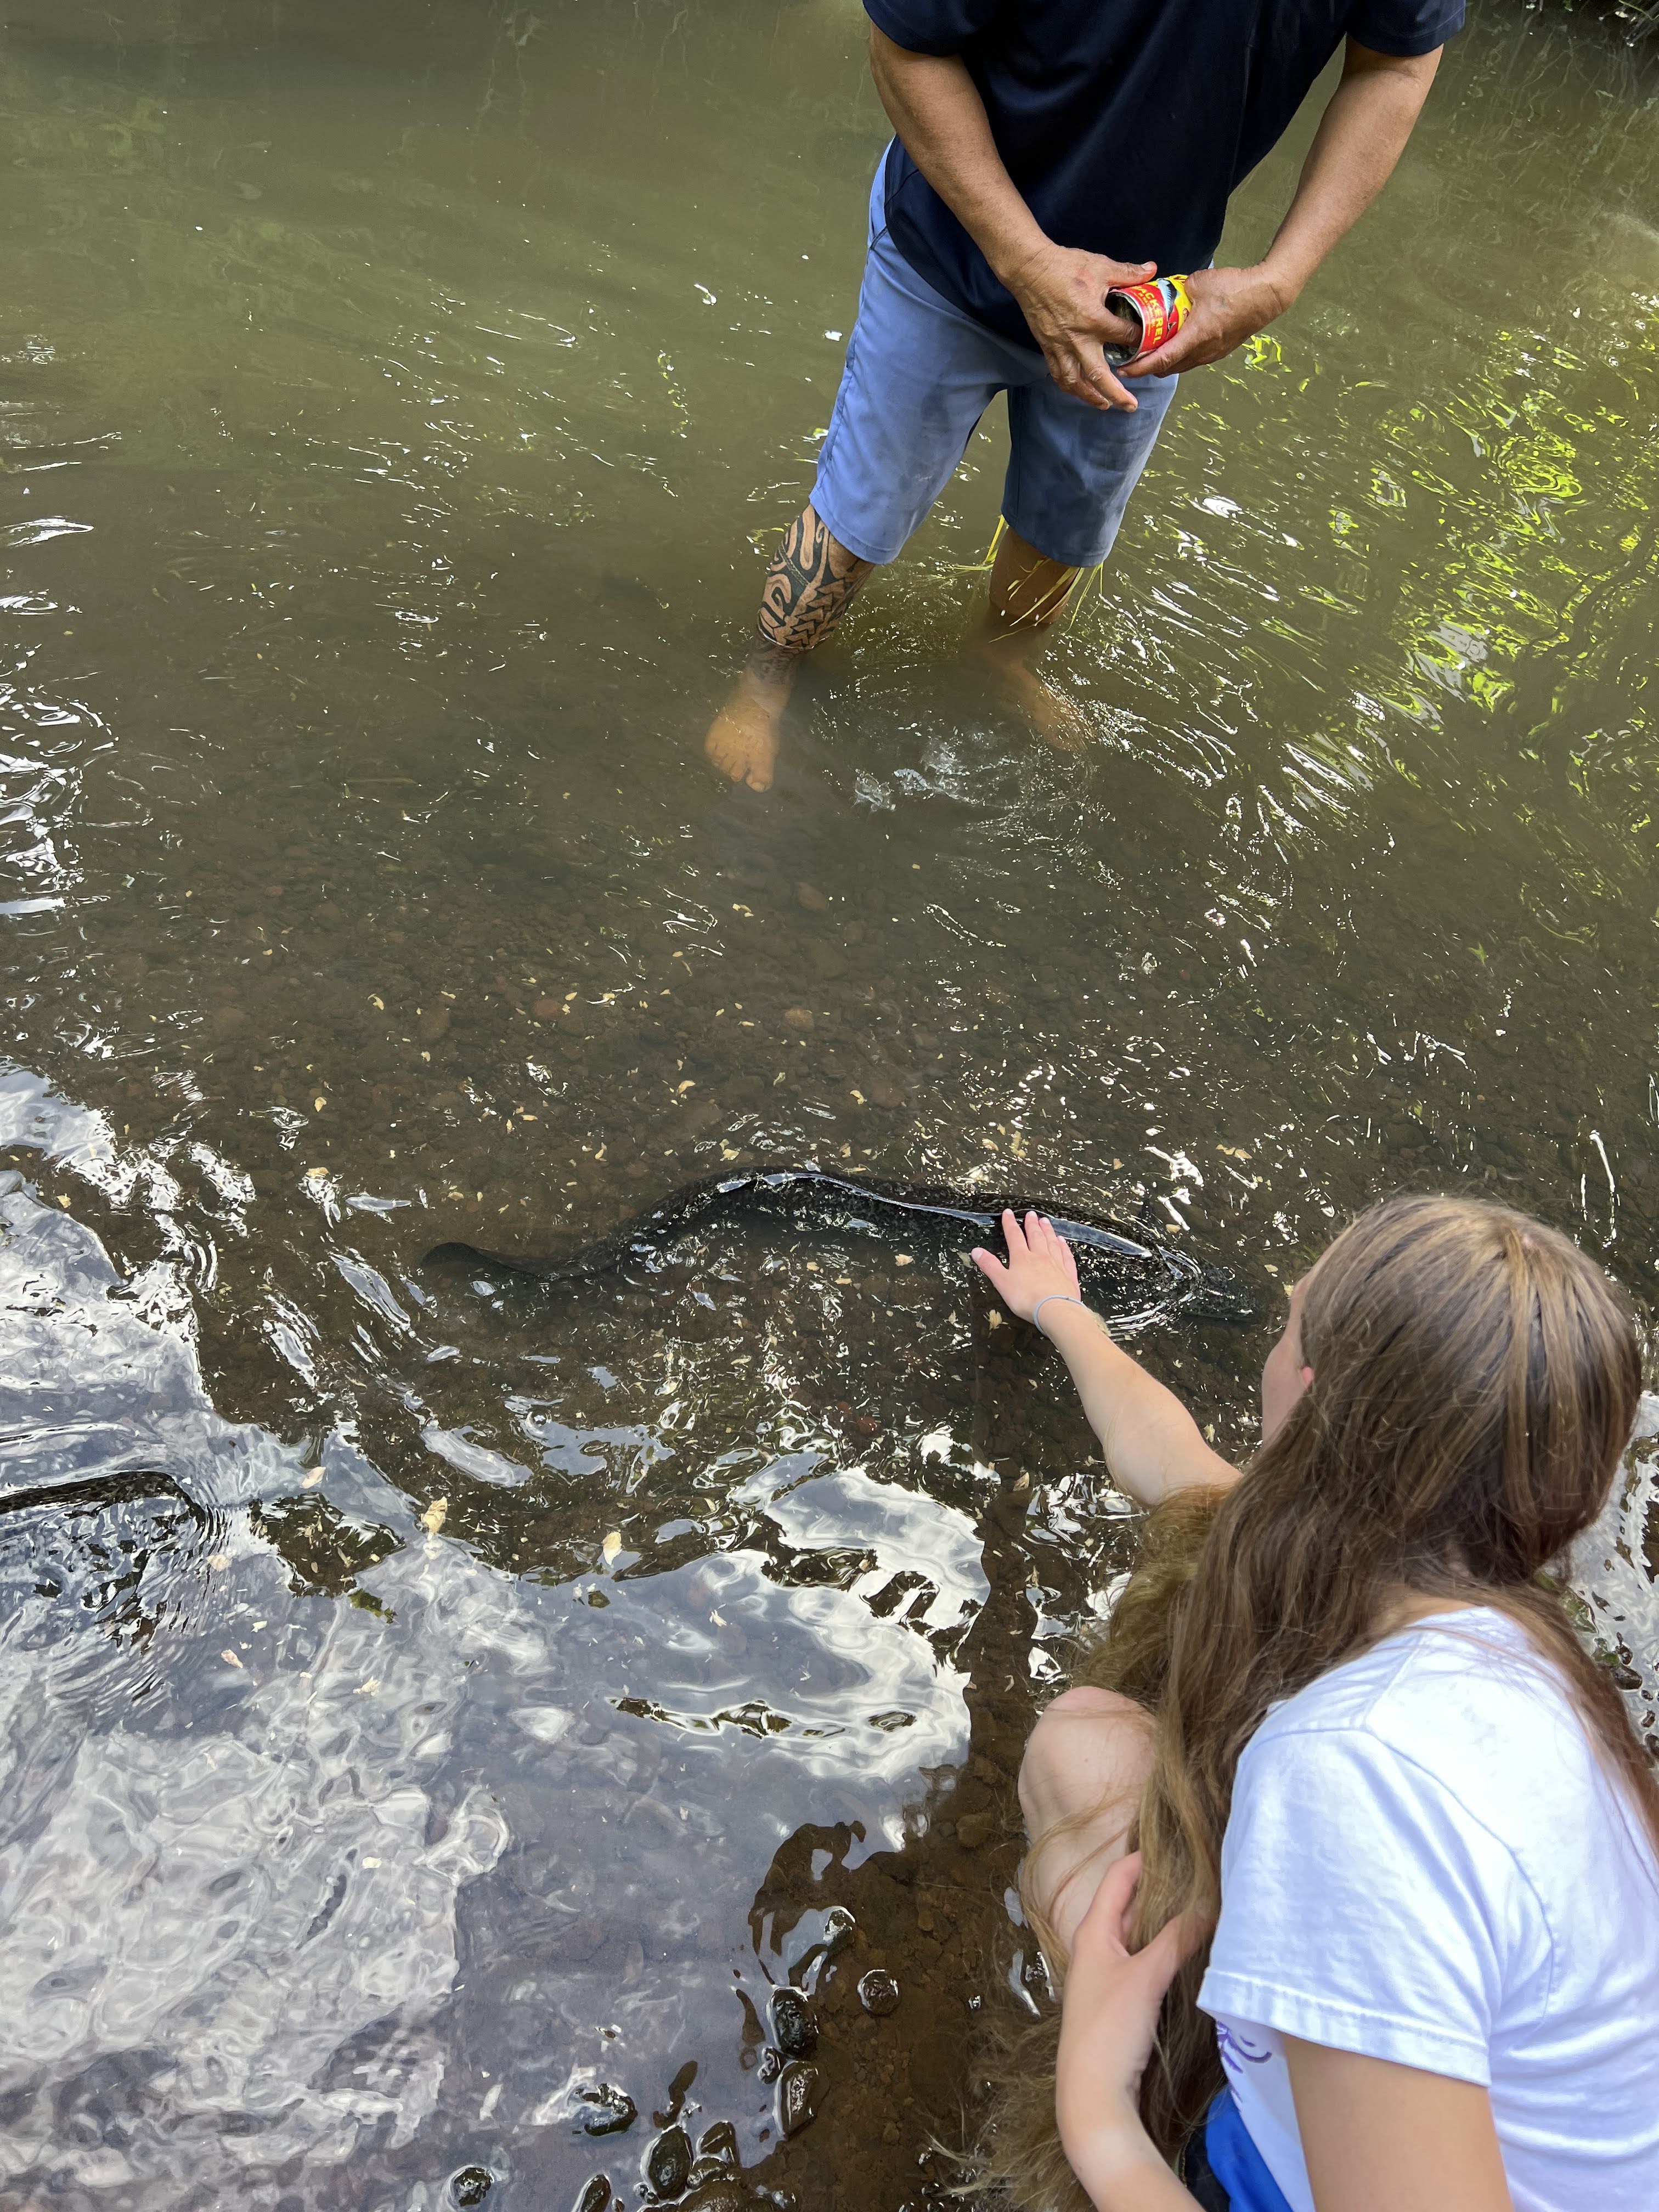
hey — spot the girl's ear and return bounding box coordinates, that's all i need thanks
[1300,1365,1314,1390]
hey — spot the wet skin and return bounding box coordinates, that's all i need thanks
[703,511,1092,791]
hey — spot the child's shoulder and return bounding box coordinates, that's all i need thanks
[1249,1606,1594,1813]
[1232,1609,1657,1955]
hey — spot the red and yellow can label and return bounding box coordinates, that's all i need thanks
[1104,274,1194,365]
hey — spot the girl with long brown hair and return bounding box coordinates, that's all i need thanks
[968,1192,1659,2212]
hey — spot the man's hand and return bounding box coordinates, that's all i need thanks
[868,31,1152,411]
[1122,262,1290,380]
[1126,39,1440,387]
[1003,242,1156,412]
[1128,41,1440,386]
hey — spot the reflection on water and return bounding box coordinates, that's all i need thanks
[1,0,1657,2203]
[0,1121,1022,2207]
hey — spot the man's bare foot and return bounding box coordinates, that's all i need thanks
[704,670,788,792]
[978,644,1095,754]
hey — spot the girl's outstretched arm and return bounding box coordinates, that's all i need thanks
[972,1210,1239,1507]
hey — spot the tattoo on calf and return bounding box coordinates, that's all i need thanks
[752,507,872,668]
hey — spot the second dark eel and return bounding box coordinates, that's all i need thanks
[426,1166,1254,1327]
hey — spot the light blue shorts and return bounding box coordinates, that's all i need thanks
[811,165,1178,572]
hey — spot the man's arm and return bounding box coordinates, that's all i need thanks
[868,26,1152,412]
[1126,40,1442,380]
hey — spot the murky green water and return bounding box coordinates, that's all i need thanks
[2,2,1658,2206]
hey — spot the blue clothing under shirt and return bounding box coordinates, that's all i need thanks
[1204,2089,1295,2212]
[861,0,1465,351]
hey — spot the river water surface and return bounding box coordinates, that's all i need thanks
[2,3,1658,2208]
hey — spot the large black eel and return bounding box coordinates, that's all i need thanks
[426,1167,1254,1326]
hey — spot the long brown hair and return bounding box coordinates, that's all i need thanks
[967,1484,1228,2212]
[973,1193,1656,2200]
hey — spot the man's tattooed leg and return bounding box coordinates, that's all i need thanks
[704,505,875,793]
[751,505,875,670]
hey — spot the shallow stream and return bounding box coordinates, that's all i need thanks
[2,3,1658,2207]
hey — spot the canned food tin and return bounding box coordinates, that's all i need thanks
[1103,274,1194,366]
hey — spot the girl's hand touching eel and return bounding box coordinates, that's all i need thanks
[970,1210,1238,1508]
[970,1206,1082,1323]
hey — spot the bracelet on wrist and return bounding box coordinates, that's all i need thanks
[1032,1293,1089,1334]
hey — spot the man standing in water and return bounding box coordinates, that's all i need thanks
[706,0,1460,791]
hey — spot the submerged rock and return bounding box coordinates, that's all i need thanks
[769,1987,818,2058]
[448,2168,493,2208]
[819,1905,856,1961]
[955,1808,998,1849]
[857,1967,900,2017]
[693,2119,740,2174]
[776,2059,821,2137]
[581,2085,637,2137]
[646,2123,692,2199]
[574,2179,612,2212]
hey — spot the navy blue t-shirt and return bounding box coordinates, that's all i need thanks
[864,0,1463,348]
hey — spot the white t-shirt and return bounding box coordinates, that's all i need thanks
[1198,1609,1659,2212]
